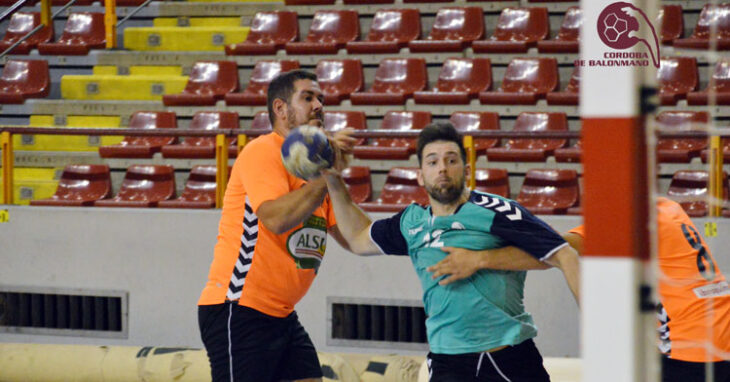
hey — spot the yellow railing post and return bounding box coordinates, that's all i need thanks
[463,135,476,190]
[237,134,247,156]
[215,134,229,209]
[104,0,117,49]
[1,131,14,205]
[709,136,723,217]
[40,0,51,28]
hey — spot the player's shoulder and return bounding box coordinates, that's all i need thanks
[240,132,279,156]
[467,191,525,219]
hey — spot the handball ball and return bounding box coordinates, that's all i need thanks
[281,125,335,180]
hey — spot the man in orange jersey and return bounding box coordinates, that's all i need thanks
[197,70,357,382]
[429,197,730,381]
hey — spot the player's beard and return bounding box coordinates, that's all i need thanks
[425,174,465,205]
[288,108,323,128]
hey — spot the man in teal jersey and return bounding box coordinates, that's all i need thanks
[322,122,580,381]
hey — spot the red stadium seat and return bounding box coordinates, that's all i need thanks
[555,140,582,163]
[408,7,484,52]
[546,66,580,106]
[38,13,105,55]
[161,111,239,159]
[659,5,684,45]
[353,111,431,160]
[673,4,730,50]
[486,112,568,162]
[224,60,300,106]
[658,57,698,105]
[0,13,53,55]
[225,11,299,56]
[686,59,730,105]
[479,58,559,105]
[449,111,500,155]
[228,111,270,157]
[360,167,430,212]
[346,9,420,54]
[30,165,112,207]
[667,170,729,217]
[537,7,581,53]
[162,61,239,106]
[342,166,373,204]
[475,168,509,198]
[316,59,364,105]
[517,169,579,215]
[159,165,218,209]
[414,58,491,105]
[284,10,360,55]
[324,110,367,145]
[656,111,708,163]
[350,58,427,105]
[473,7,549,53]
[0,59,50,104]
[98,111,178,158]
[95,165,176,208]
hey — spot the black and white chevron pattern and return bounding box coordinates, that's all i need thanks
[227,196,258,301]
[657,303,671,355]
[473,195,523,221]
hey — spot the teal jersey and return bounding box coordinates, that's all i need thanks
[370,191,567,354]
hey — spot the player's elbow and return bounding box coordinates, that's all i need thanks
[257,204,290,234]
[547,246,580,272]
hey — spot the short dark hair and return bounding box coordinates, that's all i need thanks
[416,122,466,164]
[266,70,318,125]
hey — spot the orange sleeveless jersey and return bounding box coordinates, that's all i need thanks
[197,132,336,318]
[569,197,730,362]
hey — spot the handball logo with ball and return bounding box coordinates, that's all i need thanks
[287,216,328,271]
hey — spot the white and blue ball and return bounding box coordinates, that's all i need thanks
[281,125,334,180]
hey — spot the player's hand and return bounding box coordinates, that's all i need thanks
[329,128,358,154]
[427,247,483,286]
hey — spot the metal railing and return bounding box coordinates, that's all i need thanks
[0,0,76,60]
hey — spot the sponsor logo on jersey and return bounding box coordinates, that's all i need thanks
[287,215,327,271]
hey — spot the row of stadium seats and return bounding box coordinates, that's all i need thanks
[12,108,727,164]
[2,4,729,57]
[25,163,730,217]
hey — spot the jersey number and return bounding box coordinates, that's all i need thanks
[681,223,716,281]
[422,230,444,248]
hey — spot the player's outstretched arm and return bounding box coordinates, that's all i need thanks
[428,246,550,285]
[543,245,581,305]
[257,178,329,234]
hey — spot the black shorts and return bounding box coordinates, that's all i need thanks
[661,356,730,382]
[198,302,323,382]
[427,338,550,382]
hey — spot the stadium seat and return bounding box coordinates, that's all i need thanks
[486,112,568,162]
[0,60,50,104]
[658,57,698,105]
[95,165,176,208]
[414,58,491,105]
[98,111,178,158]
[479,58,559,105]
[353,111,431,160]
[472,7,549,53]
[161,111,239,159]
[350,58,427,105]
[667,170,729,217]
[158,165,218,209]
[659,5,683,45]
[324,111,367,145]
[342,166,372,204]
[537,7,581,53]
[345,9,420,54]
[555,140,582,163]
[408,7,484,52]
[673,4,730,50]
[225,11,298,56]
[474,168,509,198]
[449,111,500,155]
[29,165,112,207]
[284,10,360,55]
[229,111,269,157]
[656,111,708,163]
[686,58,730,105]
[316,59,364,105]
[0,12,53,55]
[517,169,579,215]
[38,13,105,55]
[224,60,300,106]
[162,61,239,106]
[359,168,429,212]
[546,66,580,106]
